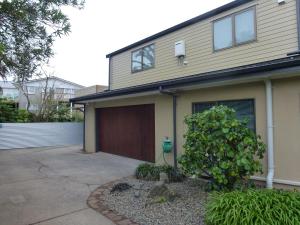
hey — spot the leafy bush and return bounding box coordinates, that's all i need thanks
[135,163,185,182]
[159,165,185,182]
[16,109,31,122]
[179,105,266,190]
[205,189,300,225]
[135,163,160,181]
[0,98,17,122]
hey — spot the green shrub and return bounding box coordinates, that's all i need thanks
[205,189,300,225]
[159,165,185,182]
[16,109,31,122]
[135,163,160,181]
[135,163,185,182]
[179,105,266,190]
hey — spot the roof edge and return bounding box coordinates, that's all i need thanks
[70,56,300,103]
[106,0,253,58]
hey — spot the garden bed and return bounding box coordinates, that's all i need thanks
[88,176,208,225]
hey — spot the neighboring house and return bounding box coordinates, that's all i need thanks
[75,85,107,98]
[71,0,300,189]
[0,81,19,101]
[18,76,84,111]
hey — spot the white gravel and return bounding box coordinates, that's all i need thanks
[102,177,208,225]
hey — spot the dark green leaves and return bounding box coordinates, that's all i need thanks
[205,189,300,225]
[0,0,84,80]
[179,105,266,190]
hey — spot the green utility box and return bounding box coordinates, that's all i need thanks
[162,137,172,153]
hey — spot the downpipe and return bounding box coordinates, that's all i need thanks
[265,80,274,189]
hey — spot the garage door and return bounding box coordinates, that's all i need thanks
[96,104,155,162]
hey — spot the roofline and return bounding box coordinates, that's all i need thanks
[21,76,85,88]
[106,0,253,58]
[70,56,300,103]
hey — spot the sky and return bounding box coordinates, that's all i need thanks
[49,0,233,87]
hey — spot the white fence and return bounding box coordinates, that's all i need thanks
[0,122,83,150]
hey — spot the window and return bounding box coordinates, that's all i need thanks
[193,99,255,130]
[27,86,36,95]
[131,44,155,72]
[213,8,256,51]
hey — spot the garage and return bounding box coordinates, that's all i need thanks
[96,104,155,162]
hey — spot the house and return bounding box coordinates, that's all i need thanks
[18,76,85,111]
[0,81,19,101]
[70,0,300,189]
[75,85,108,98]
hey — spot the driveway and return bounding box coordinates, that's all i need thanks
[0,145,143,225]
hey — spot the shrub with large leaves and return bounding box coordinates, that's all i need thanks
[179,105,266,190]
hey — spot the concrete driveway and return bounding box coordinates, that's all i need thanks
[0,145,142,225]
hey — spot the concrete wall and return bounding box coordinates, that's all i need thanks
[110,0,297,89]
[84,76,300,185]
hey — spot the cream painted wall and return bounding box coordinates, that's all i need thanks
[84,77,300,184]
[110,0,298,89]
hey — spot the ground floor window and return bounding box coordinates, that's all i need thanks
[192,99,256,131]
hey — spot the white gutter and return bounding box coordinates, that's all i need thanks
[265,80,275,189]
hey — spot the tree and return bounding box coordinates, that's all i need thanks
[0,0,84,80]
[179,105,266,190]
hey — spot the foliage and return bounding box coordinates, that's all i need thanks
[135,163,185,182]
[179,105,266,190]
[159,165,185,182]
[0,0,84,80]
[0,98,17,122]
[135,163,160,181]
[16,109,31,122]
[205,189,300,225]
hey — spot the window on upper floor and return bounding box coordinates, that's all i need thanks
[213,7,256,51]
[131,44,155,73]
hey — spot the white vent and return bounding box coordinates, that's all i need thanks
[175,40,185,57]
[278,0,285,4]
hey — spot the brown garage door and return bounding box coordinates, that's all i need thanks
[96,104,155,162]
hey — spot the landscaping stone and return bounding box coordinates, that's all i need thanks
[87,176,208,225]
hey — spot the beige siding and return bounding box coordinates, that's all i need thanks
[110,0,298,89]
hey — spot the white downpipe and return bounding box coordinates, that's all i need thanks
[265,80,274,189]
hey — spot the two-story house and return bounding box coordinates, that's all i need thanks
[18,76,84,111]
[71,0,300,189]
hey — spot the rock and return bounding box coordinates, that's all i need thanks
[159,172,169,183]
[110,183,132,193]
[147,182,178,203]
[134,190,140,198]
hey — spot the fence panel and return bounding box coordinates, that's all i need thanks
[0,122,83,149]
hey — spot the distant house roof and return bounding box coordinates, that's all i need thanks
[24,76,85,88]
[106,0,253,58]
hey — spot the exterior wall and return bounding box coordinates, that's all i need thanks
[85,76,300,185]
[110,0,298,89]
[272,77,300,182]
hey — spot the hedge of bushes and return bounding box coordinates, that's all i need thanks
[205,189,300,225]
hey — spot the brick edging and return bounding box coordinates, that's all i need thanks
[87,178,140,225]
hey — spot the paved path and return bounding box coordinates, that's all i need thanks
[0,145,142,225]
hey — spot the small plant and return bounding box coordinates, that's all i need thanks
[159,165,185,182]
[135,163,160,181]
[135,163,185,182]
[179,105,266,190]
[205,189,300,225]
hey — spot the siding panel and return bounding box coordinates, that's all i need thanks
[110,0,298,89]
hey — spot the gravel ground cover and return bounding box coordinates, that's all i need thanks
[101,177,208,225]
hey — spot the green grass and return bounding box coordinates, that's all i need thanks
[205,189,300,225]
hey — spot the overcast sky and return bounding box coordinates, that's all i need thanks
[49,0,233,87]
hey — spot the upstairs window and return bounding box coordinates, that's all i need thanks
[213,8,256,51]
[131,44,155,73]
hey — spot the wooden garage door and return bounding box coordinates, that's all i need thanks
[96,104,155,162]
